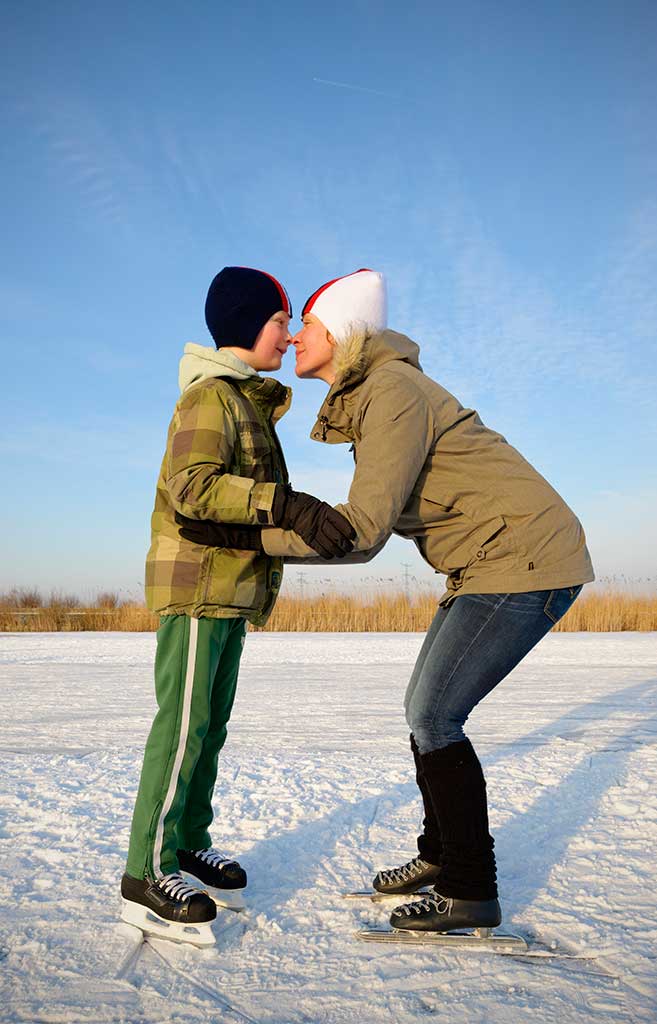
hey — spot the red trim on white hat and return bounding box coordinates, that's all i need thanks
[302,268,373,318]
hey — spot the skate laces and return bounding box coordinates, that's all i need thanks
[157,872,201,902]
[379,856,428,885]
[194,847,236,869]
[398,893,453,917]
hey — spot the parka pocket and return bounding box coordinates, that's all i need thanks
[441,515,507,574]
[202,547,267,611]
[468,516,507,564]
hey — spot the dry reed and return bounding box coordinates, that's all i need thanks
[551,590,657,632]
[0,603,159,632]
[0,589,655,632]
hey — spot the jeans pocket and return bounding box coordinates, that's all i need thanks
[543,585,583,625]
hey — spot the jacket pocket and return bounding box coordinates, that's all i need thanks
[441,515,507,574]
[468,515,507,564]
[202,548,267,611]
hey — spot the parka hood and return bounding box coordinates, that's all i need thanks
[178,343,257,393]
[333,329,422,386]
[310,330,424,445]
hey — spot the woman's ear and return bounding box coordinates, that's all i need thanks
[327,331,337,347]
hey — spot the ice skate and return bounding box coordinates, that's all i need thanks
[120,871,216,947]
[390,891,501,932]
[372,855,442,896]
[177,847,247,911]
[357,892,527,952]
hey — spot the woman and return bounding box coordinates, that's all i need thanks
[180,268,594,936]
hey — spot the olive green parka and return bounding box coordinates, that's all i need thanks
[262,330,593,603]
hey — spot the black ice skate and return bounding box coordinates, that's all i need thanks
[372,856,442,896]
[390,891,501,932]
[355,892,527,952]
[120,871,216,947]
[177,847,247,911]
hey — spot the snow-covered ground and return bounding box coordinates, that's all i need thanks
[1,631,656,1024]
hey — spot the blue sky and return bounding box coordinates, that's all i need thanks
[2,0,656,600]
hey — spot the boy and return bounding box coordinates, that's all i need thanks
[120,267,355,946]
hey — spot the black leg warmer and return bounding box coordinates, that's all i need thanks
[410,734,443,866]
[419,739,498,901]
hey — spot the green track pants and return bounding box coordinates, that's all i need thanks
[126,614,246,880]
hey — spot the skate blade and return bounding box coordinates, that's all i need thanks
[209,888,246,913]
[356,927,528,953]
[343,889,431,903]
[120,898,216,948]
[180,872,246,912]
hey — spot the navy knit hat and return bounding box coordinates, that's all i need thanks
[205,267,292,349]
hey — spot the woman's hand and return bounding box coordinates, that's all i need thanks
[271,485,356,558]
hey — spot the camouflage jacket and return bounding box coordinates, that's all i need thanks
[145,344,290,625]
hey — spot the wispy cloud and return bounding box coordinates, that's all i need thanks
[605,197,657,344]
[373,164,657,418]
[312,77,394,98]
[27,96,141,230]
[20,95,224,238]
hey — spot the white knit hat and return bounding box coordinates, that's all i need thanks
[301,269,387,343]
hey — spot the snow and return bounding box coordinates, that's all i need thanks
[1,630,656,1023]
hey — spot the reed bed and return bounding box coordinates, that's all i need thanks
[0,602,159,632]
[260,592,438,632]
[550,590,657,633]
[1,589,656,632]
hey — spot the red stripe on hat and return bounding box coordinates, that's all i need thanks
[302,276,341,317]
[302,268,374,317]
[259,270,292,315]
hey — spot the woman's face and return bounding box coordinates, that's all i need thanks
[248,311,292,371]
[293,313,336,382]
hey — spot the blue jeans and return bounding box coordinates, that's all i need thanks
[405,586,583,754]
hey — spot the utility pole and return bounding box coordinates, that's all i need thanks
[401,563,412,601]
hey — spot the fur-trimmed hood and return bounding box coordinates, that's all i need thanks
[332,328,422,385]
[310,330,424,444]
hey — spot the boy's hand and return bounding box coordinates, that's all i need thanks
[175,513,263,550]
[271,485,357,559]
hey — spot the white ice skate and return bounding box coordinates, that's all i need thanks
[120,872,216,948]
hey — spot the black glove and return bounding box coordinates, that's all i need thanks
[271,484,357,559]
[175,512,263,550]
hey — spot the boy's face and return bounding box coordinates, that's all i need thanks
[293,313,336,383]
[245,312,292,371]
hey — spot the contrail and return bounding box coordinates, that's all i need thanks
[312,77,392,98]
